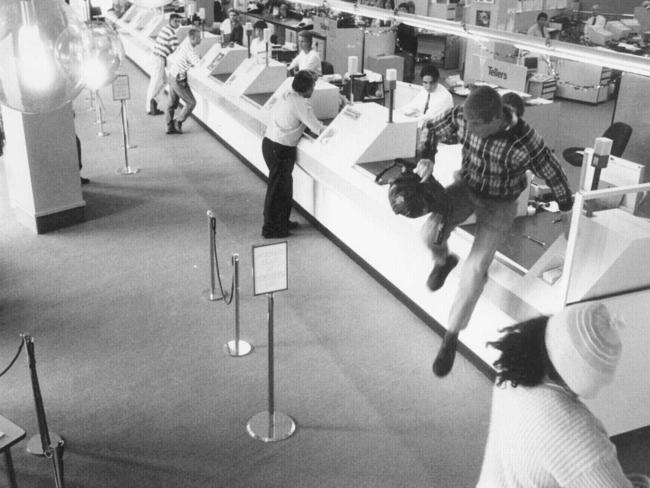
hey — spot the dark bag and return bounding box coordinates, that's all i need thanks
[375,159,449,219]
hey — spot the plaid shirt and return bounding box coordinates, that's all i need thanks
[419,106,573,211]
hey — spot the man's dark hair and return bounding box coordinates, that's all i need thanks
[537,12,548,21]
[419,64,440,83]
[292,70,316,94]
[253,20,267,30]
[464,86,503,122]
[502,92,525,117]
[298,30,313,45]
[398,2,409,10]
[170,13,182,21]
[487,316,561,388]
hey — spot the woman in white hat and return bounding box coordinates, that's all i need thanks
[476,302,650,487]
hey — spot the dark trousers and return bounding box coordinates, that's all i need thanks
[262,137,296,235]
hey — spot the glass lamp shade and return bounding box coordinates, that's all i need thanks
[131,0,173,8]
[81,21,124,90]
[0,0,90,114]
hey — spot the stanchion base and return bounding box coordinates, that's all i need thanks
[202,289,227,301]
[247,411,296,442]
[97,131,110,137]
[26,432,64,456]
[224,340,253,357]
[117,167,140,175]
[124,144,138,149]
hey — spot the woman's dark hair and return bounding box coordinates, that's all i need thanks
[487,316,561,388]
[501,92,525,117]
[537,12,548,21]
[253,20,267,30]
[292,70,316,94]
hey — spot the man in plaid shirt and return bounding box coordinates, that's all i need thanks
[414,85,573,378]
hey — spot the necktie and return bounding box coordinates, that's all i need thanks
[423,92,431,114]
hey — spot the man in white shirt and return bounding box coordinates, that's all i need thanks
[287,31,322,77]
[399,64,453,126]
[165,28,201,135]
[584,4,607,33]
[261,71,325,238]
[249,20,268,61]
[527,11,550,38]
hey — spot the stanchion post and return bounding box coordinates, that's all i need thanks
[224,253,253,356]
[22,335,66,487]
[247,241,294,442]
[94,91,109,137]
[203,210,224,302]
[122,99,137,149]
[116,100,139,175]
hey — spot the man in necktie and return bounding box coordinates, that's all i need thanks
[399,64,453,127]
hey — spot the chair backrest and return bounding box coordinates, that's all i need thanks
[321,61,334,75]
[602,122,633,158]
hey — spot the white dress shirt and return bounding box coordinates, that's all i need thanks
[527,24,549,38]
[265,89,325,147]
[398,83,453,125]
[288,49,322,76]
[220,18,232,35]
[250,37,268,57]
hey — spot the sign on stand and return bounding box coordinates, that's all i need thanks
[248,240,295,442]
[112,74,131,101]
[252,241,288,296]
[112,74,139,175]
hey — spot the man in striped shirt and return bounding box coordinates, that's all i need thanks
[414,85,573,377]
[146,13,181,115]
[165,28,202,134]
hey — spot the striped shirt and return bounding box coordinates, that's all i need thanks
[477,383,633,488]
[152,23,179,59]
[167,36,201,80]
[419,106,573,210]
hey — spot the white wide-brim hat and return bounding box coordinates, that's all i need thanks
[545,302,623,399]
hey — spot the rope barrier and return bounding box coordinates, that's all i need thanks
[0,338,25,378]
[209,215,235,304]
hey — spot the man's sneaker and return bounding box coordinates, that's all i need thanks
[166,123,178,135]
[174,120,183,134]
[432,332,459,377]
[148,99,164,116]
[426,254,459,291]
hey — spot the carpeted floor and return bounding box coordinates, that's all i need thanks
[0,61,494,488]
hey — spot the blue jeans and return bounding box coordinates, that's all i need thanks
[166,76,196,125]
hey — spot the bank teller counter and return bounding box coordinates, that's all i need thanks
[117,20,650,434]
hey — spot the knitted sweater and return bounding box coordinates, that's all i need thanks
[477,383,632,488]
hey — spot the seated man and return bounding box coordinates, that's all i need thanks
[528,12,550,38]
[288,31,322,77]
[250,20,269,59]
[220,9,244,45]
[584,4,607,33]
[398,64,453,126]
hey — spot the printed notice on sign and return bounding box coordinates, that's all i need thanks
[252,241,288,296]
[112,74,130,101]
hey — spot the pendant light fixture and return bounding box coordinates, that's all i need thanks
[0,0,89,114]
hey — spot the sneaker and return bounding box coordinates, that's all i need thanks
[148,100,164,116]
[432,332,458,377]
[166,123,178,135]
[80,176,90,185]
[174,120,183,134]
[426,254,459,291]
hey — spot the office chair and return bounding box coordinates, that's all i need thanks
[321,61,334,75]
[562,122,633,167]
